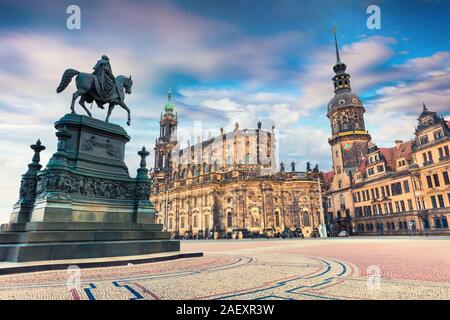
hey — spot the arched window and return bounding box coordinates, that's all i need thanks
[339,194,345,207]
[180,217,185,229]
[193,215,198,228]
[303,212,310,227]
[205,194,208,206]
[227,212,233,228]
[204,214,210,228]
[293,212,300,226]
[338,180,343,189]
[275,211,280,227]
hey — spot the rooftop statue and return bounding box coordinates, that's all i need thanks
[56,55,133,126]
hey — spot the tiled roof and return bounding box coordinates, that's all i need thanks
[322,170,334,184]
[379,140,412,171]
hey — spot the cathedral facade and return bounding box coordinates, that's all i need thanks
[150,92,325,239]
[325,31,450,236]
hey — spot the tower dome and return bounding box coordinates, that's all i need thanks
[327,27,364,115]
[164,89,175,115]
[327,92,363,112]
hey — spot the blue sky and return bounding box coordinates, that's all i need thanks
[0,0,450,220]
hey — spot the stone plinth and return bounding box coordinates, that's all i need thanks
[1,114,179,262]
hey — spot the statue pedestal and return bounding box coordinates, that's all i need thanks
[0,114,179,262]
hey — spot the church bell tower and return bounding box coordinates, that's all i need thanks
[154,89,178,174]
[327,27,371,187]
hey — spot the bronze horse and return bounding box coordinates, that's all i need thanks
[56,69,133,125]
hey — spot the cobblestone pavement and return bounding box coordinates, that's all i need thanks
[0,238,449,300]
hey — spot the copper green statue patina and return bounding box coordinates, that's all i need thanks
[56,55,133,126]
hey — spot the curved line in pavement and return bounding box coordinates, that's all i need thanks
[208,257,334,300]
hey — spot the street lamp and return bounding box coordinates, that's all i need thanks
[317,177,327,238]
[379,205,384,236]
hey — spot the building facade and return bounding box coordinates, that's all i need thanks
[150,94,326,239]
[325,32,450,236]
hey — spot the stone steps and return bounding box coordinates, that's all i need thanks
[0,239,180,262]
[0,221,178,262]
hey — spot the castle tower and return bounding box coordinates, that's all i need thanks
[154,89,178,173]
[327,27,371,187]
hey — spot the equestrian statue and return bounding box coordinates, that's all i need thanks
[56,55,133,126]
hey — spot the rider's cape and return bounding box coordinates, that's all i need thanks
[92,59,117,102]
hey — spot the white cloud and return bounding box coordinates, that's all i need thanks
[364,111,417,147]
[296,36,398,112]
[371,52,450,115]
[202,99,240,112]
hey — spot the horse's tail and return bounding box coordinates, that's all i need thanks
[56,69,79,93]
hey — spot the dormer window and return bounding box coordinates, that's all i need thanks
[420,135,429,145]
[434,130,444,140]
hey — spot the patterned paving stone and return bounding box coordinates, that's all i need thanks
[0,238,449,300]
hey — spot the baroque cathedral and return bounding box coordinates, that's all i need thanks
[325,30,450,236]
[150,91,325,239]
